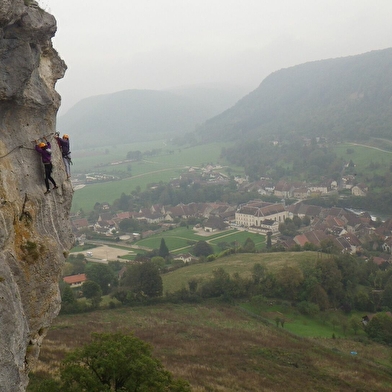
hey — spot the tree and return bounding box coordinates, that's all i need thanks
[188,278,198,294]
[60,332,190,391]
[381,276,392,310]
[350,316,361,335]
[252,263,266,285]
[193,240,214,257]
[200,268,231,298]
[151,256,166,269]
[119,218,140,232]
[278,218,298,237]
[242,237,256,253]
[158,238,170,258]
[354,288,374,312]
[319,238,339,255]
[276,265,304,300]
[217,241,230,251]
[365,312,392,344]
[126,150,142,161]
[316,258,344,307]
[61,284,76,305]
[118,192,131,211]
[122,261,163,298]
[82,280,102,308]
[309,284,329,311]
[86,263,116,295]
[67,253,86,274]
[292,215,302,228]
[62,262,74,277]
[266,231,272,249]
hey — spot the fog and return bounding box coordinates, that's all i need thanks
[43,0,392,114]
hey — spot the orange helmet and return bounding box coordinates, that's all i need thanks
[63,134,69,139]
[38,142,46,148]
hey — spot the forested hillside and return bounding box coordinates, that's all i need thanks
[197,48,392,143]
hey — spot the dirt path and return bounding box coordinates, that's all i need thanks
[348,143,392,154]
[73,245,131,262]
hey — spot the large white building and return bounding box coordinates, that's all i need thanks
[235,201,288,229]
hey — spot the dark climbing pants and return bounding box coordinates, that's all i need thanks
[44,163,57,191]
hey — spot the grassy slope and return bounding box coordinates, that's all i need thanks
[334,142,392,177]
[34,252,392,390]
[34,303,392,392]
[162,251,317,293]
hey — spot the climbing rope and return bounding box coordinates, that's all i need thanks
[0,132,54,159]
[0,145,25,159]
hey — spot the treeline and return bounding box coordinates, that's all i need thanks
[61,249,392,345]
[220,139,343,182]
[165,255,392,314]
[126,148,171,161]
[110,182,267,213]
[304,190,392,216]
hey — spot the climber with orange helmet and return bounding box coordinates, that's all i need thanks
[35,137,58,194]
[55,132,72,178]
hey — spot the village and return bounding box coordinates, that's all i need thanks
[70,169,391,265]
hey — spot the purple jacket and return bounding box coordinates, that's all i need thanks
[56,137,70,156]
[35,142,52,164]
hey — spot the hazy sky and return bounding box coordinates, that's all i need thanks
[43,0,392,114]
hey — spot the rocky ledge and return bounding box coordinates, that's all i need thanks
[0,1,72,391]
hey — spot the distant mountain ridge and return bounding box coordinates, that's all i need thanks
[196,48,392,143]
[58,85,247,149]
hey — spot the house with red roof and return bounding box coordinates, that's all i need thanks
[63,273,87,288]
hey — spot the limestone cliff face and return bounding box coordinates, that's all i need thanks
[0,1,72,391]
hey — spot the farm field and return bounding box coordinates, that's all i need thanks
[334,142,392,175]
[71,140,169,170]
[162,251,317,293]
[241,300,365,339]
[133,226,266,254]
[31,302,392,392]
[70,244,134,261]
[71,169,179,212]
[71,141,235,212]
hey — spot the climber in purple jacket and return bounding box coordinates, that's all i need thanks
[35,137,58,194]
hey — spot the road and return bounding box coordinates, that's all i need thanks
[84,239,153,252]
[348,142,392,154]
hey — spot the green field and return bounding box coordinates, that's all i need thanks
[208,230,265,248]
[71,141,236,212]
[71,140,169,172]
[71,170,180,212]
[133,226,265,255]
[241,301,367,339]
[334,142,392,175]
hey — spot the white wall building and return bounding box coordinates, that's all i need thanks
[235,202,288,228]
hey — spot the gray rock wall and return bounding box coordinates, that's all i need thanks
[0,1,72,391]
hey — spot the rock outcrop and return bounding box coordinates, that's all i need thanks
[0,1,72,391]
